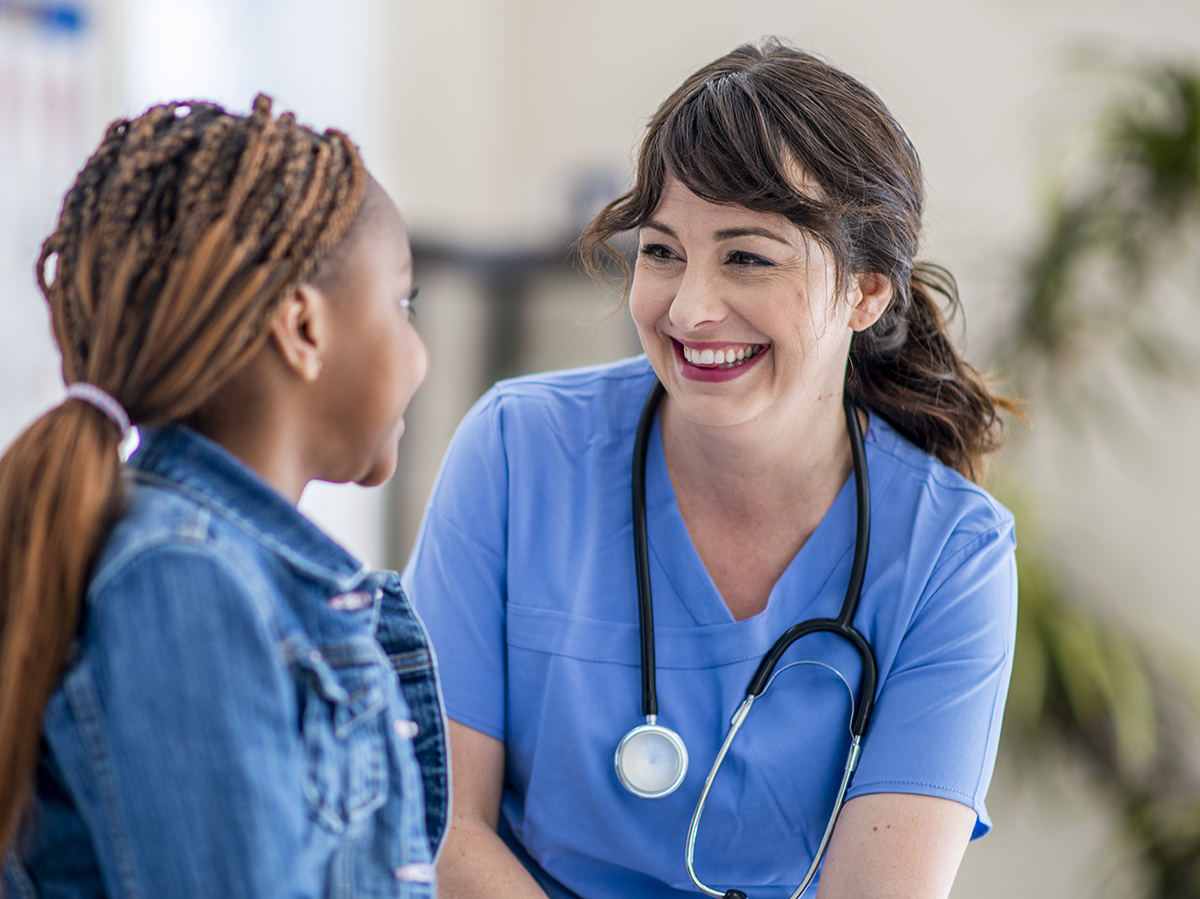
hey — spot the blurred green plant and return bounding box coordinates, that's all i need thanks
[1011,59,1200,417]
[995,55,1200,898]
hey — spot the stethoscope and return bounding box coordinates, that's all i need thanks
[614,380,879,899]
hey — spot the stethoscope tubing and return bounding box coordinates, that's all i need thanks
[681,389,879,898]
[631,380,665,719]
[626,378,881,898]
[632,380,877,732]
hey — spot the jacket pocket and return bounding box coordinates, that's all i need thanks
[297,640,389,833]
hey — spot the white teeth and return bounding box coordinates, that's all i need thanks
[681,344,764,368]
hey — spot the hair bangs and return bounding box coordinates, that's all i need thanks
[659,73,835,234]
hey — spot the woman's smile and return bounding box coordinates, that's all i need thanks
[673,339,769,382]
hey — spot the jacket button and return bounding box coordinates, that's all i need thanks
[394,862,435,882]
[392,719,419,739]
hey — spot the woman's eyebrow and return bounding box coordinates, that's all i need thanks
[641,220,677,239]
[713,226,793,246]
[642,221,794,247]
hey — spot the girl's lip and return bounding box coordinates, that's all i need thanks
[670,338,769,383]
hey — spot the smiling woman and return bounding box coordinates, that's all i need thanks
[404,38,1019,899]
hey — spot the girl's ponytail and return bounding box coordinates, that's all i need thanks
[846,263,1019,483]
[0,404,124,853]
[0,94,367,854]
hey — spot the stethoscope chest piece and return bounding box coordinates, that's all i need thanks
[615,717,688,798]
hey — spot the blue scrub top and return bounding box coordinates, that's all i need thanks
[403,357,1017,899]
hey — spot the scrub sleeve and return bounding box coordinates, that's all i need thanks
[403,358,1017,899]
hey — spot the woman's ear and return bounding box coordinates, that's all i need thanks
[848,272,894,332]
[269,283,329,382]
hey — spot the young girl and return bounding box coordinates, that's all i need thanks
[0,95,445,896]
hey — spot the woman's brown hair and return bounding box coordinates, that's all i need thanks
[582,38,1018,480]
[0,95,367,856]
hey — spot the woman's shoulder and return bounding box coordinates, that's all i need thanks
[456,356,657,456]
[866,412,1014,549]
[488,355,654,412]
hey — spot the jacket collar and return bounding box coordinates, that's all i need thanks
[129,424,369,593]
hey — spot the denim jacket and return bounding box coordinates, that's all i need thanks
[3,425,449,898]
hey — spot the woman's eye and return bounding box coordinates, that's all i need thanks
[639,243,676,261]
[726,250,773,267]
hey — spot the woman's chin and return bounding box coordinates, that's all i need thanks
[664,390,766,431]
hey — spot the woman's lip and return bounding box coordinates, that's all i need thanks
[670,338,769,383]
[674,338,764,350]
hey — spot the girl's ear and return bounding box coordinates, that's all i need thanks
[270,283,329,382]
[848,272,894,332]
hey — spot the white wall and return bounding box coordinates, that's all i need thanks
[0,1,111,452]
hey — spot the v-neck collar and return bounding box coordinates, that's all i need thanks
[641,412,868,630]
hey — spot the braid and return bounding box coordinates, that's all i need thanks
[0,94,368,856]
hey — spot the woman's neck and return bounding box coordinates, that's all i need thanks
[658,391,855,620]
[659,391,853,516]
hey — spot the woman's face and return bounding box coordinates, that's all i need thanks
[316,188,427,487]
[630,175,879,433]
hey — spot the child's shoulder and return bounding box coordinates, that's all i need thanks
[88,477,277,626]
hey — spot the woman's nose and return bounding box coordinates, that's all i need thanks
[668,267,728,331]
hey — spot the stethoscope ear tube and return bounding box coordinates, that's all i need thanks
[619,380,689,801]
[632,380,667,719]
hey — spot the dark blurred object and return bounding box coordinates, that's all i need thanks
[410,238,579,386]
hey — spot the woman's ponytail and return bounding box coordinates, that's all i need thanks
[0,94,367,856]
[846,263,1019,483]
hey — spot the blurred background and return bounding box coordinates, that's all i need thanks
[3,0,1200,895]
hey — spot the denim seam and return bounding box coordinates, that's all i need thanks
[2,849,38,899]
[131,470,368,592]
[87,505,215,599]
[405,595,451,861]
[63,671,142,899]
[389,648,434,675]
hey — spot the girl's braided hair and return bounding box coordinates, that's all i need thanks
[0,94,367,856]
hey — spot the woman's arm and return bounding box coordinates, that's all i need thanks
[815,793,977,899]
[438,720,550,899]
